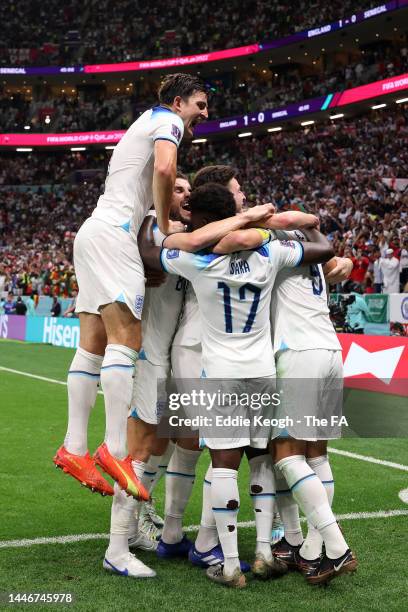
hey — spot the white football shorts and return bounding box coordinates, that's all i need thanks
[199,376,277,450]
[74,217,145,319]
[272,349,344,441]
[129,358,170,425]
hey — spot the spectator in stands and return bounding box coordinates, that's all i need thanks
[400,237,408,289]
[3,292,16,314]
[380,248,401,294]
[372,248,383,293]
[350,248,370,288]
[50,296,61,317]
[14,296,27,315]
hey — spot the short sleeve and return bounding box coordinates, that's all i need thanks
[160,248,200,281]
[268,240,304,269]
[151,107,184,148]
[274,229,307,242]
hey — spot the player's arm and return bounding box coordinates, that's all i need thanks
[153,140,177,235]
[162,203,274,252]
[213,228,270,253]
[250,210,319,231]
[138,215,167,286]
[299,228,334,264]
[213,211,318,254]
[324,257,353,284]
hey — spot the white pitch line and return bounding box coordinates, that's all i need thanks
[328,447,408,472]
[0,366,103,395]
[0,366,68,386]
[1,510,408,550]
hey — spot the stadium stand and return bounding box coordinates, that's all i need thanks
[1,108,407,297]
[0,0,380,66]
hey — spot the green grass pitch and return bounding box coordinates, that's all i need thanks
[0,340,407,612]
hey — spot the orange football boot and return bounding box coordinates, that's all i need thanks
[53,446,114,496]
[93,443,149,501]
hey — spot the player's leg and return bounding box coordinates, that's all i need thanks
[135,439,174,543]
[206,447,246,588]
[273,438,356,584]
[104,483,156,579]
[273,461,304,567]
[299,440,334,562]
[245,446,287,579]
[158,343,203,556]
[126,359,171,547]
[93,302,149,500]
[157,436,201,555]
[53,312,113,496]
[107,415,163,571]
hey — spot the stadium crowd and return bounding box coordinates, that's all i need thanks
[0,0,381,66]
[1,107,407,297]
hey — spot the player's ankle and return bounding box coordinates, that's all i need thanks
[255,541,272,561]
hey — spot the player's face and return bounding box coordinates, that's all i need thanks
[227,177,246,213]
[170,178,192,223]
[177,91,208,138]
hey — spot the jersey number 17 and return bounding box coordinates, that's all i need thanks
[218,282,261,333]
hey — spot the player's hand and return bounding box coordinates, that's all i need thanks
[145,266,167,288]
[243,203,275,223]
[324,257,354,284]
[298,213,320,229]
[162,220,187,235]
[263,202,276,214]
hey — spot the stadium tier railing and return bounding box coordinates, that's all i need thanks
[1,71,408,146]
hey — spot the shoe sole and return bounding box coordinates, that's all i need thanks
[207,576,247,589]
[103,564,156,579]
[307,558,358,586]
[252,562,288,580]
[53,458,113,496]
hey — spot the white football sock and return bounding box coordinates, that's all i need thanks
[300,454,335,560]
[101,344,138,459]
[249,455,275,561]
[127,460,152,539]
[145,442,175,494]
[276,455,347,559]
[274,466,303,546]
[211,468,240,575]
[64,347,103,455]
[195,463,218,553]
[161,445,201,544]
[107,483,137,559]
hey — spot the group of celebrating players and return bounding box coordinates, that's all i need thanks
[53,73,357,588]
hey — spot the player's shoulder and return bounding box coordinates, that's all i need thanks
[150,105,183,127]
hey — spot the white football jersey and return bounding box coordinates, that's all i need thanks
[92,106,184,239]
[172,283,201,347]
[271,230,341,353]
[161,240,304,378]
[140,214,185,365]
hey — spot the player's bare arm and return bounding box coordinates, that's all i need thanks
[299,227,334,264]
[254,210,319,231]
[213,211,318,254]
[153,140,178,235]
[162,203,275,252]
[138,215,167,287]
